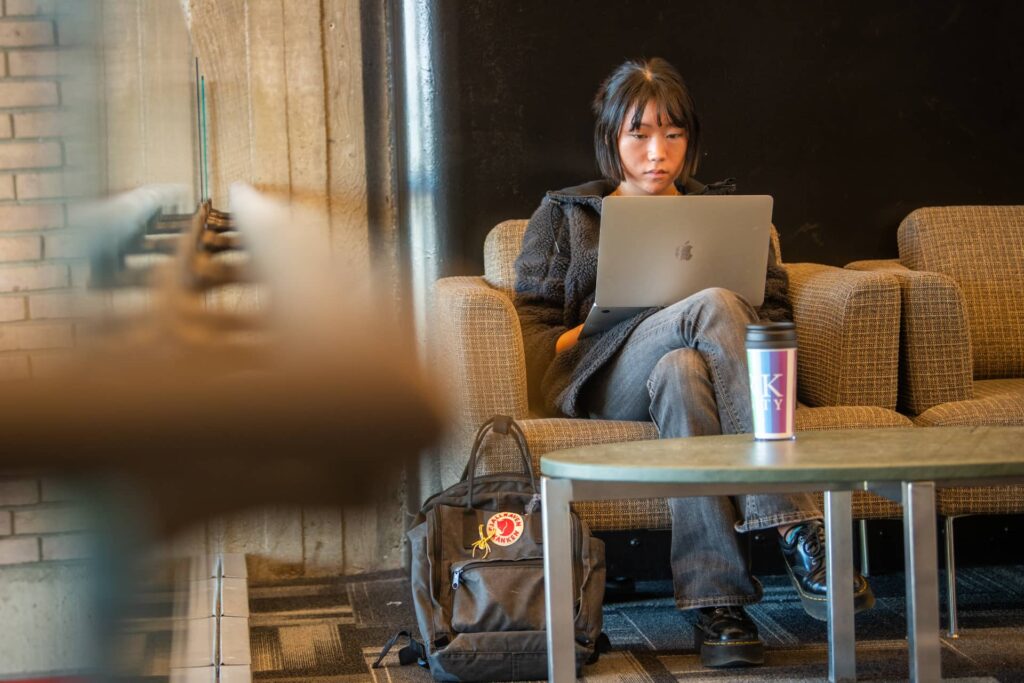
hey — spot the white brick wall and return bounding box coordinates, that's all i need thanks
[5,1,57,18]
[0,478,92,567]
[0,262,68,291]
[40,533,89,561]
[0,141,62,169]
[0,295,26,320]
[0,479,38,506]
[0,20,54,47]
[12,111,60,138]
[0,234,42,261]
[7,49,58,77]
[0,536,39,564]
[0,8,80,385]
[15,170,62,199]
[13,505,86,534]
[0,81,58,107]
[0,321,74,351]
[0,0,103,582]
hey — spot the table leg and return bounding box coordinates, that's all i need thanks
[902,481,941,682]
[825,490,856,682]
[542,477,576,683]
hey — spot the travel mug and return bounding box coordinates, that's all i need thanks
[745,322,797,440]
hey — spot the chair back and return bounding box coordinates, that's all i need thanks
[898,206,1024,379]
[483,220,528,296]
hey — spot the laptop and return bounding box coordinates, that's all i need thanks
[579,194,774,338]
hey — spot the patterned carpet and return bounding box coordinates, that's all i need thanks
[247,565,1024,682]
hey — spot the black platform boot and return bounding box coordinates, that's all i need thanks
[779,520,876,621]
[694,605,765,668]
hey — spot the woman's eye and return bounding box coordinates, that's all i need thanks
[630,133,647,139]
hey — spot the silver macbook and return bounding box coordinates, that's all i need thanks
[580,194,773,338]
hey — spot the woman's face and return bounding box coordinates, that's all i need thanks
[616,102,688,196]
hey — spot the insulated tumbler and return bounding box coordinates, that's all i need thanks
[745,322,797,440]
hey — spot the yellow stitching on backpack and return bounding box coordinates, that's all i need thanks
[471,524,494,558]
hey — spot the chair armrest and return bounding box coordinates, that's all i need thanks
[785,262,900,409]
[847,260,973,415]
[845,258,907,272]
[432,276,530,485]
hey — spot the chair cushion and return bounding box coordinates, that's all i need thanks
[939,484,1024,516]
[794,406,913,431]
[913,378,1024,427]
[795,407,910,520]
[898,206,1024,379]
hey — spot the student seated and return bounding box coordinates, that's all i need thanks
[513,57,874,668]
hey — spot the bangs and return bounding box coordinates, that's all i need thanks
[626,86,693,133]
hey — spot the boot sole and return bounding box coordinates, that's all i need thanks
[785,562,877,621]
[694,625,765,668]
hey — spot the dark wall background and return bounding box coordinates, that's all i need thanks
[432,0,1023,271]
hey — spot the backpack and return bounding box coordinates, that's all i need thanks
[376,416,607,681]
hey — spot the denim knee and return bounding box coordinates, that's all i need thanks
[688,287,754,319]
[648,347,706,397]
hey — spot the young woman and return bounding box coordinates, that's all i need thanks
[513,57,874,668]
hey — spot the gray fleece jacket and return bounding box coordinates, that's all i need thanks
[513,177,792,417]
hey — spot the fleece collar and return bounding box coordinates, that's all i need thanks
[545,177,712,210]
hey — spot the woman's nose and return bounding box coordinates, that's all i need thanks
[647,139,665,161]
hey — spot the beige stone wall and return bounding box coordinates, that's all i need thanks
[175,0,399,579]
[182,0,371,273]
[101,0,198,203]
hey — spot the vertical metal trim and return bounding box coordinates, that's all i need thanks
[388,0,447,516]
[360,0,400,279]
[391,0,448,352]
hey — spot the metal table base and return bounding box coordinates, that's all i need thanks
[541,478,942,683]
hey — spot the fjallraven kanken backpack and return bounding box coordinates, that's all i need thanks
[381,416,606,681]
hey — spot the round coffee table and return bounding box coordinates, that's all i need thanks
[540,426,1024,682]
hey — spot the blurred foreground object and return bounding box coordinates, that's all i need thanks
[6,184,442,535]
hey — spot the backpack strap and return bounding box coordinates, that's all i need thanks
[372,630,427,669]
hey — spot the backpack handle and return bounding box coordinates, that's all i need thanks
[463,415,538,508]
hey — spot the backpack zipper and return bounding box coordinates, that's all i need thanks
[451,557,543,589]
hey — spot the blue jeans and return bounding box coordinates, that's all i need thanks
[581,288,821,609]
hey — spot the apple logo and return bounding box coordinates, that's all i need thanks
[675,241,693,261]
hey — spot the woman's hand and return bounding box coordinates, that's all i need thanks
[556,324,584,353]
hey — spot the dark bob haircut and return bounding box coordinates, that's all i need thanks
[592,57,701,184]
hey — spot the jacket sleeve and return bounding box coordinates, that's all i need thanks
[513,198,570,407]
[758,236,793,322]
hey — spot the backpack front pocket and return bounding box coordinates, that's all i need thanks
[450,558,545,633]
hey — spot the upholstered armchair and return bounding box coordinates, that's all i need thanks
[848,205,1024,634]
[431,220,911,568]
